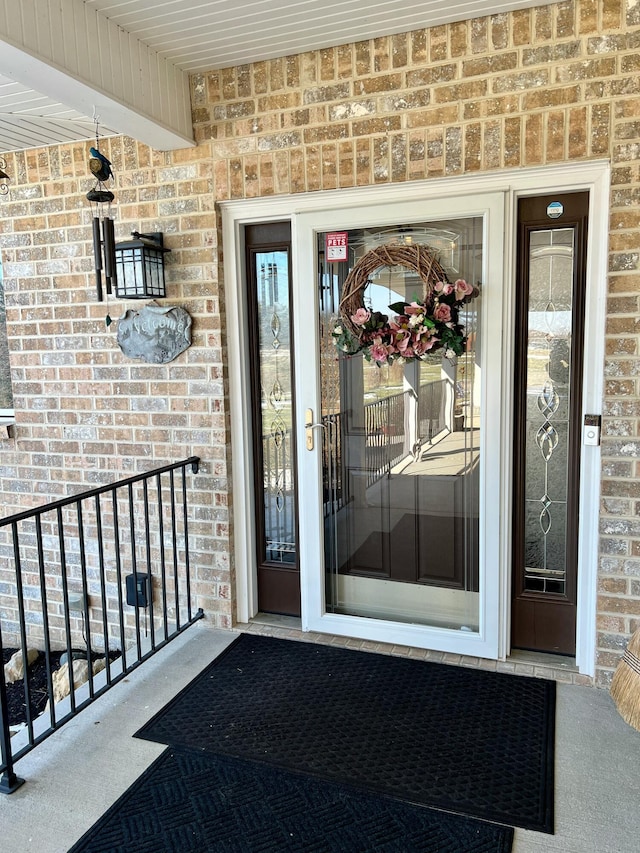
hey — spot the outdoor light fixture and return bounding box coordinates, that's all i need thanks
[0,156,10,195]
[114,232,171,299]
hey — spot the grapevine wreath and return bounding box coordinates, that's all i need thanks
[331,243,478,366]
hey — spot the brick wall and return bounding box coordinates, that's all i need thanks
[0,141,233,637]
[1,0,640,685]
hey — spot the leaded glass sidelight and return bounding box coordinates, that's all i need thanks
[523,228,574,595]
[255,251,296,564]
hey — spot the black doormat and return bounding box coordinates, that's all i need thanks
[135,634,555,833]
[69,747,514,853]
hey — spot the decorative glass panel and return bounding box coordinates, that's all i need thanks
[255,251,296,563]
[523,228,574,594]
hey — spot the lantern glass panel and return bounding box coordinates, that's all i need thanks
[115,244,166,299]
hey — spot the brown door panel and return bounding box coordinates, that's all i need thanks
[512,597,577,656]
[511,191,589,656]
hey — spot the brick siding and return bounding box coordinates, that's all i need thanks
[1,0,639,686]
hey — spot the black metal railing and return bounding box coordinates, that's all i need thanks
[0,457,203,794]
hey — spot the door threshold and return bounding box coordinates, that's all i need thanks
[250,612,302,630]
[240,619,587,683]
[508,648,577,672]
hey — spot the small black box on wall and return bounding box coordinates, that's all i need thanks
[125,572,150,608]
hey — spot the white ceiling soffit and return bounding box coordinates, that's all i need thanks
[0,0,194,152]
[0,0,559,153]
[0,72,120,151]
[87,0,560,71]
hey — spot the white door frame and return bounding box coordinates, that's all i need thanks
[294,193,504,660]
[221,160,609,675]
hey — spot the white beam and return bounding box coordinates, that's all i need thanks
[0,0,194,151]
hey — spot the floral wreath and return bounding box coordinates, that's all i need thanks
[331,243,478,366]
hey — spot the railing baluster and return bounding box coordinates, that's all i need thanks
[94,494,111,687]
[156,473,169,643]
[143,478,156,650]
[0,617,24,793]
[169,469,180,632]
[10,521,34,746]
[56,507,76,716]
[35,516,56,730]
[112,488,126,670]
[76,501,94,700]
[181,465,193,623]
[128,483,142,662]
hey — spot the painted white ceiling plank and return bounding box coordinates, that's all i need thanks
[74,6,92,87]
[62,0,81,77]
[0,114,93,145]
[48,0,67,70]
[0,0,194,149]
[109,21,126,102]
[90,0,479,30]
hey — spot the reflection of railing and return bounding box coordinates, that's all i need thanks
[364,390,408,487]
[322,414,345,516]
[418,378,448,442]
[321,379,452,515]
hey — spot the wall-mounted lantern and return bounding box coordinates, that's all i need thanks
[114,232,171,299]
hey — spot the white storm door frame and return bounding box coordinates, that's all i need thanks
[294,192,506,660]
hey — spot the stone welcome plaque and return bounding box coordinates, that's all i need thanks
[116,302,192,364]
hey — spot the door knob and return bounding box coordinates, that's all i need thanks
[305,408,324,451]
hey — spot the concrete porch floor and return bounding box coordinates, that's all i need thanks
[1,621,638,853]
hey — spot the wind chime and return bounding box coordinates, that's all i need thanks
[87,118,116,325]
[0,155,10,195]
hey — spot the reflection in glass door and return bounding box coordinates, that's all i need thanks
[318,220,483,631]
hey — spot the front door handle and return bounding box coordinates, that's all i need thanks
[305,408,324,451]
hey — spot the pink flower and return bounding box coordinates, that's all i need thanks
[454,279,474,300]
[370,337,392,363]
[434,280,454,296]
[397,335,412,353]
[433,303,452,323]
[351,307,371,326]
[413,328,439,354]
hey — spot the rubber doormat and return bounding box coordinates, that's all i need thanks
[136,633,555,833]
[69,747,514,852]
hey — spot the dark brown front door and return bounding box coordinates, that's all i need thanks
[511,192,589,656]
[245,222,300,616]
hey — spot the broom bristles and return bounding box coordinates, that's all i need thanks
[611,629,640,732]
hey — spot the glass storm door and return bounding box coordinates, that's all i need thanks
[292,203,508,656]
[318,220,483,631]
[245,222,300,616]
[511,192,589,656]
[294,194,504,657]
